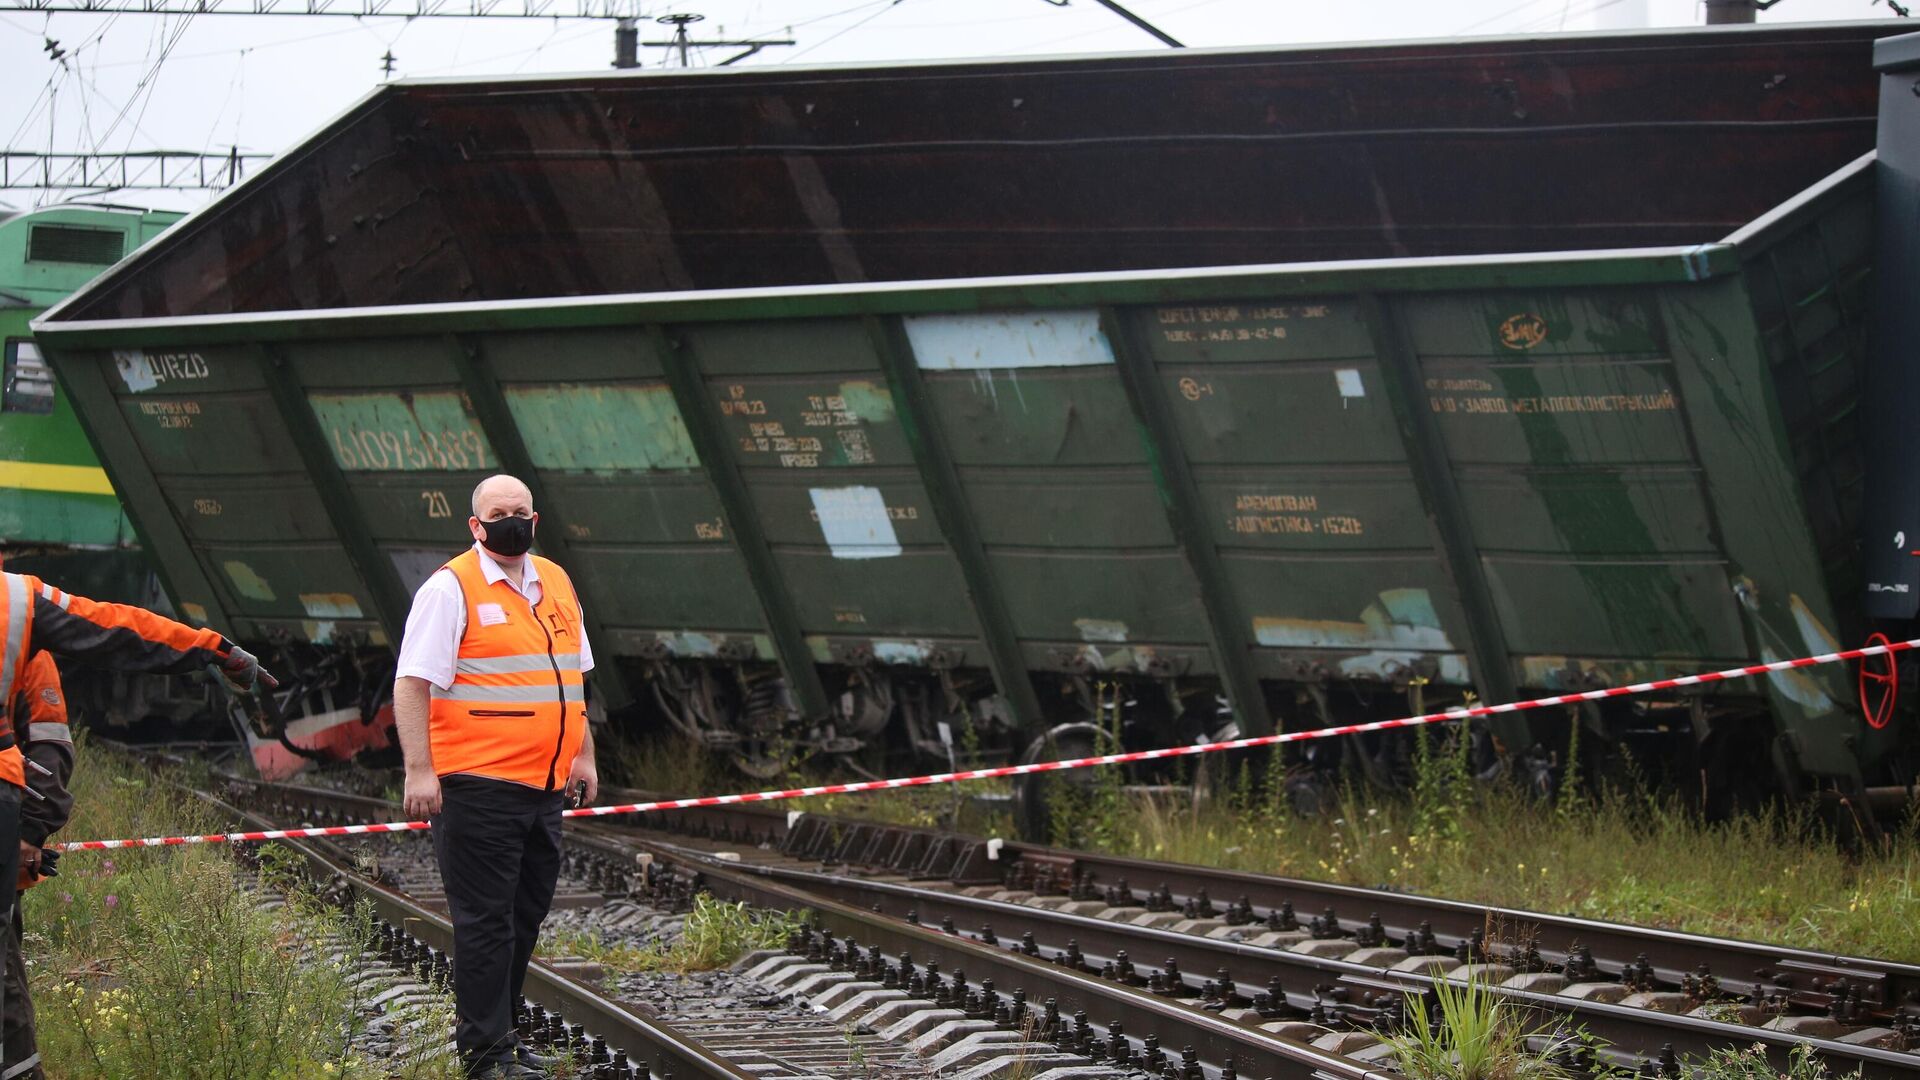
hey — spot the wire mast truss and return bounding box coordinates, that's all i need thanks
[0,150,273,191]
[2,0,639,16]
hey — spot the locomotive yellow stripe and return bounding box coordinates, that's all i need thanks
[0,461,115,496]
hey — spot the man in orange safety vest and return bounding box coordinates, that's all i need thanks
[0,577,272,1079]
[3,652,72,1080]
[393,474,597,1080]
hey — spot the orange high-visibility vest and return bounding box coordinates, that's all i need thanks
[426,549,587,791]
[0,575,40,790]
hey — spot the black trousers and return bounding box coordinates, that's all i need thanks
[0,785,23,1080]
[2,901,38,1080]
[430,774,563,1073]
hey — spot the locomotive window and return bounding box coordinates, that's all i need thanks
[2,340,56,414]
[25,224,123,266]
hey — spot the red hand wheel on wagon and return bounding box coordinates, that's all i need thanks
[1858,632,1899,731]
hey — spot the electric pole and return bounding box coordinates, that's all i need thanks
[1703,0,1797,23]
[659,12,699,67]
[614,17,638,67]
[609,11,793,69]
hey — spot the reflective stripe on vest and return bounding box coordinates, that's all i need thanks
[0,576,35,788]
[424,550,586,790]
[28,721,70,744]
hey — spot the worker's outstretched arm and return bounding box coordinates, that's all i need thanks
[25,578,273,688]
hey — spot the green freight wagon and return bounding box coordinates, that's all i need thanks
[31,21,1919,823]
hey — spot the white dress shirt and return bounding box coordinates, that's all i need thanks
[394,542,596,690]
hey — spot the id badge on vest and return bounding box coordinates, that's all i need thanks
[539,596,579,644]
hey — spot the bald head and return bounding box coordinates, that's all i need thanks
[468,474,538,565]
[471,474,533,520]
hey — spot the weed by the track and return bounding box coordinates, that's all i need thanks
[672,893,805,970]
[841,1023,874,1080]
[1681,1042,1859,1079]
[1386,977,1574,1080]
[1055,775,1920,963]
[600,717,1919,961]
[29,739,460,1079]
[544,893,804,976]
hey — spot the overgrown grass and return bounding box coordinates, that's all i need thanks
[1684,1042,1858,1080]
[1388,977,1573,1080]
[29,741,459,1079]
[600,726,1919,962]
[544,893,805,977]
[1063,771,1920,962]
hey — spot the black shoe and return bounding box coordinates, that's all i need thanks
[515,1043,562,1069]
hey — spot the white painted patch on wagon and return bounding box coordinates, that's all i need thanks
[904,309,1114,369]
[809,485,902,559]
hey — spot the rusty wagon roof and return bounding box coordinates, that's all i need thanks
[40,19,1906,326]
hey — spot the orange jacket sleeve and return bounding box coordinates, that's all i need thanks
[24,577,234,675]
[13,652,73,847]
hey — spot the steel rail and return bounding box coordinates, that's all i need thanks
[203,774,1395,1080]
[620,788,1920,1015]
[578,834,1398,1080]
[208,774,1917,1079]
[586,823,1918,1080]
[217,772,1920,1024]
[185,784,758,1080]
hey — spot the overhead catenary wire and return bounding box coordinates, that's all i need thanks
[64,14,131,159]
[780,0,909,63]
[1455,0,1570,34]
[79,17,404,68]
[413,19,603,74]
[1510,0,1633,33]
[1015,0,1218,54]
[196,45,248,158]
[115,14,196,154]
[27,10,193,193]
[4,66,61,154]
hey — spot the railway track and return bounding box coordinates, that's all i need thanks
[617,790,1920,1024]
[186,783,754,1080]
[183,769,1419,1080]
[187,769,1920,1079]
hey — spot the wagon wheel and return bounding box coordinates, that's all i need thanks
[1010,720,1122,843]
[1858,632,1899,731]
[729,738,793,780]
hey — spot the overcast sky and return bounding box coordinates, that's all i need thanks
[0,0,1907,211]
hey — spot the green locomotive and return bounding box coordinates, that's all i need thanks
[0,203,204,729]
[0,204,177,564]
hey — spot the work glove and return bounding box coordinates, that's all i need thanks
[220,645,280,693]
[17,844,56,891]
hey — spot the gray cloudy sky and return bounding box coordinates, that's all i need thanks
[0,0,1906,211]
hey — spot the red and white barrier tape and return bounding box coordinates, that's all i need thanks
[55,636,1916,853]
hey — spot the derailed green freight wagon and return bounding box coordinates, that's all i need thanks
[30,21,1915,818]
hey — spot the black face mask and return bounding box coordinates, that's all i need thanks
[479,514,534,558]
